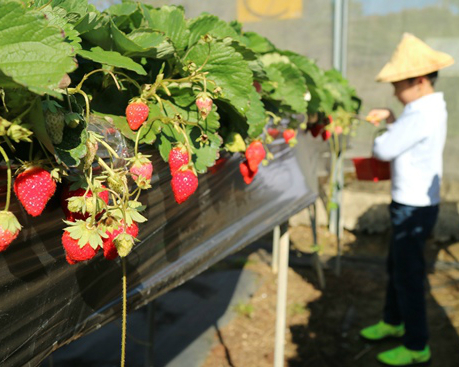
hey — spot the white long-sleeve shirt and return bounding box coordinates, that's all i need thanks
[373,92,447,206]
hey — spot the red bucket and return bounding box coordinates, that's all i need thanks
[352,157,391,182]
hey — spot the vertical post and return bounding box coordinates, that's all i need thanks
[308,204,326,289]
[145,301,156,367]
[272,225,281,274]
[333,0,348,75]
[274,223,289,367]
[333,0,343,71]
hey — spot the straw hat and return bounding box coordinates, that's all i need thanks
[376,33,454,82]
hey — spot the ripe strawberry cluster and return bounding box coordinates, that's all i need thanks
[126,98,201,205]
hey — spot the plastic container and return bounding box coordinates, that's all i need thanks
[352,157,390,182]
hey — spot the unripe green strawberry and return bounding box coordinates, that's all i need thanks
[103,220,139,260]
[225,132,246,153]
[14,166,56,217]
[84,137,98,170]
[245,141,266,172]
[0,211,22,252]
[126,100,149,131]
[44,109,65,145]
[114,232,135,258]
[168,146,189,175]
[195,92,213,120]
[108,174,127,195]
[171,169,198,204]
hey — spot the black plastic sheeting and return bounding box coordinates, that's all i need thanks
[0,132,320,367]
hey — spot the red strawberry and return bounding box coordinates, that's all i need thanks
[61,185,109,221]
[171,169,198,204]
[245,141,266,172]
[253,81,262,93]
[126,100,149,131]
[195,92,213,120]
[103,220,139,260]
[130,161,153,181]
[62,230,99,264]
[283,129,296,144]
[0,211,22,252]
[168,146,189,175]
[239,160,258,185]
[322,129,332,141]
[267,128,280,138]
[14,166,56,217]
[335,125,343,135]
[129,153,153,189]
[208,157,228,174]
[310,123,324,138]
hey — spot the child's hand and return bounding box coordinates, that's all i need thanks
[366,109,395,126]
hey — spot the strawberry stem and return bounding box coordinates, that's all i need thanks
[0,145,12,212]
[93,133,120,159]
[121,258,127,367]
[134,124,145,156]
[75,69,121,92]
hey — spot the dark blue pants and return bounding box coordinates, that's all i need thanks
[383,201,439,350]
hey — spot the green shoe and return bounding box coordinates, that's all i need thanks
[360,321,404,341]
[377,345,431,366]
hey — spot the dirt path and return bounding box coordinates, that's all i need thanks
[202,226,459,367]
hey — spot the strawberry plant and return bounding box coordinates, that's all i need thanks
[0,0,361,364]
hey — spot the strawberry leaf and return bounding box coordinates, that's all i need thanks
[187,14,240,48]
[0,1,77,96]
[246,87,266,139]
[110,19,175,59]
[77,47,147,75]
[54,116,88,167]
[142,5,190,51]
[183,41,253,115]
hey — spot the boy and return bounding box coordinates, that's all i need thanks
[360,33,454,366]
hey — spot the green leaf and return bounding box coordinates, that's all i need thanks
[77,47,147,75]
[0,2,77,95]
[143,5,189,51]
[161,86,220,133]
[187,14,240,47]
[260,54,307,113]
[110,20,175,59]
[240,31,276,54]
[190,130,222,173]
[32,0,90,19]
[281,50,323,86]
[54,117,88,167]
[77,12,112,50]
[27,98,55,155]
[246,87,266,138]
[184,41,253,115]
[105,3,139,17]
[39,5,82,51]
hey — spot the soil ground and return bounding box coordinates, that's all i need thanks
[201,225,459,367]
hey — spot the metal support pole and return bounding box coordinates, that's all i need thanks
[272,225,280,274]
[308,204,326,289]
[274,224,289,367]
